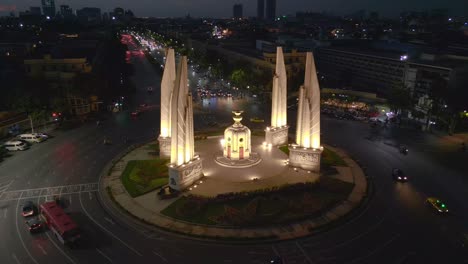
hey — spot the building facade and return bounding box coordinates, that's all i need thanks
[41,0,55,17]
[257,0,264,20]
[266,0,276,21]
[233,4,243,19]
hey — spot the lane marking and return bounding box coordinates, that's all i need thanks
[12,253,21,264]
[348,233,401,264]
[78,192,143,256]
[3,207,7,218]
[96,248,114,263]
[89,192,93,200]
[37,244,47,255]
[296,241,314,264]
[15,196,39,264]
[152,250,168,262]
[104,217,115,225]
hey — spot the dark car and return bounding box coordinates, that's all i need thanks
[131,110,141,117]
[392,168,408,182]
[399,145,408,155]
[25,217,43,233]
[22,201,36,217]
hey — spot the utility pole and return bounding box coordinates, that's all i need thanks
[29,115,35,133]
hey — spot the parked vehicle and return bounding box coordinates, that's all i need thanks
[18,133,44,143]
[3,140,29,151]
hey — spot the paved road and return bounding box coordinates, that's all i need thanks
[1,32,468,264]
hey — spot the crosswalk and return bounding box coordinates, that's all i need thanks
[0,182,99,201]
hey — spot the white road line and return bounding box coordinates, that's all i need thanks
[12,253,21,264]
[69,194,72,205]
[348,233,401,264]
[44,232,77,264]
[78,192,143,256]
[3,207,7,218]
[96,248,114,263]
[152,250,168,262]
[104,217,115,225]
[296,242,314,264]
[271,245,280,257]
[37,244,47,255]
[15,196,39,264]
[89,192,93,200]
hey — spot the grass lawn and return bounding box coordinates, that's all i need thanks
[121,159,169,197]
[161,177,354,226]
[279,145,289,155]
[321,147,347,167]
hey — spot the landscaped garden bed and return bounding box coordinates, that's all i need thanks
[121,159,169,197]
[161,177,354,227]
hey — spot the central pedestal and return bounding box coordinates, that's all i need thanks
[288,146,323,172]
[168,158,203,191]
[158,136,171,158]
[265,125,289,146]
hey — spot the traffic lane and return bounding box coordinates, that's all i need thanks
[15,197,74,264]
[323,117,468,256]
[0,200,41,264]
[75,191,147,263]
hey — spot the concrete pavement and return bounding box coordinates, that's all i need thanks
[102,141,368,241]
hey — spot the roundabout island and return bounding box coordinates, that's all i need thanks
[102,47,368,241]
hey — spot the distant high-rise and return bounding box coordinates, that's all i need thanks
[76,7,101,24]
[29,7,41,15]
[60,5,73,17]
[266,0,276,21]
[233,4,243,19]
[41,0,55,18]
[257,0,264,20]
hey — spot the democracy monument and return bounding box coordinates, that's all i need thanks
[158,46,323,192]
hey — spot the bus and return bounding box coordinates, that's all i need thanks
[40,201,80,246]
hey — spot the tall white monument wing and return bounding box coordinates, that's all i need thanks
[160,48,176,138]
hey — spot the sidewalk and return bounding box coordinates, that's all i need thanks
[102,143,368,241]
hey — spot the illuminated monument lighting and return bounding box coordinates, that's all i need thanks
[158,48,176,158]
[168,56,203,190]
[265,47,289,146]
[215,111,261,168]
[289,52,323,172]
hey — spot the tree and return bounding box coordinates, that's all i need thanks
[387,85,413,114]
[230,69,248,89]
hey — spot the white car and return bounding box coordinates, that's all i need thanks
[4,140,29,151]
[18,133,44,143]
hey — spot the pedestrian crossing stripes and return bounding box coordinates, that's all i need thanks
[0,182,99,201]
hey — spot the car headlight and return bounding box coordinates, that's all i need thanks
[403,177,407,179]
[398,177,402,180]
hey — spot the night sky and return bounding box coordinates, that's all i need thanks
[2,0,467,18]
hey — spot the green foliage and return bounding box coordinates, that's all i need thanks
[121,159,169,197]
[230,69,249,89]
[161,178,354,226]
[387,85,413,113]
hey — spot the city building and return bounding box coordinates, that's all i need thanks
[41,0,56,18]
[76,7,101,24]
[233,4,243,19]
[23,54,96,115]
[257,0,264,20]
[266,0,276,21]
[29,7,41,15]
[60,5,73,18]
